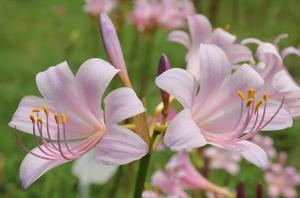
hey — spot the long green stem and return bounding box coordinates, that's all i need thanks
[133,153,151,198]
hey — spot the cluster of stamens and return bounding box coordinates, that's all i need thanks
[14,107,100,161]
[206,88,284,146]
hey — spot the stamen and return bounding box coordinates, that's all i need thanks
[29,114,35,123]
[54,113,59,124]
[237,91,246,101]
[246,98,253,107]
[61,113,66,124]
[254,100,264,114]
[263,92,269,101]
[247,88,256,99]
[43,106,49,117]
[37,116,44,124]
[32,108,41,113]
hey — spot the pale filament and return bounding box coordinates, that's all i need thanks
[204,88,284,145]
[14,107,101,161]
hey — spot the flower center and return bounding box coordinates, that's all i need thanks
[13,106,102,161]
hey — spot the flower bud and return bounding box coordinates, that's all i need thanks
[157,54,170,115]
[99,13,131,87]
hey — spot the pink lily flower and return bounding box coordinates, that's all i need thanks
[156,44,293,167]
[204,147,241,175]
[242,40,300,118]
[265,152,300,198]
[9,59,148,188]
[84,0,117,16]
[130,0,195,32]
[168,14,253,80]
[252,134,276,160]
[148,151,232,197]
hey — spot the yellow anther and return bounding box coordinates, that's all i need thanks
[246,98,254,107]
[32,108,41,113]
[248,88,256,99]
[237,91,246,101]
[43,106,49,117]
[263,92,269,101]
[61,113,67,124]
[224,24,230,31]
[29,114,35,123]
[54,113,60,124]
[37,116,44,124]
[254,100,264,113]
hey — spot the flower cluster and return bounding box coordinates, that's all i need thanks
[8,3,300,197]
[131,0,195,31]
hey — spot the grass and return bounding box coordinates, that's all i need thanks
[1,0,300,197]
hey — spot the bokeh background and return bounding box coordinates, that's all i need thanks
[1,0,300,197]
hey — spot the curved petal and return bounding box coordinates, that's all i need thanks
[20,146,69,189]
[188,14,212,47]
[209,28,236,46]
[218,141,267,168]
[238,141,267,168]
[225,44,254,64]
[198,44,231,98]
[256,43,283,80]
[260,100,293,131]
[95,125,148,165]
[76,58,119,119]
[104,87,144,124]
[168,30,191,49]
[164,109,207,151]
[155,68,196,108]
[272,70,300,98]
[36,61,100,130]
[72,149,118,185]
[9,96,92,140]
[241,38,263,45]
[281,46,300,58]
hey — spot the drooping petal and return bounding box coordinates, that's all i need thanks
[100,13,130,86]
[75,58,119,120]
[256,43,283,80]
[95,125,148,165]
[220,141,267,168]
[36,61,100,131]
[164,109,207,151]
[104,87,144,124]
[168,30,191,49]
[155,68,196,108]
[19,146,69,189]
[72,149,118,186]
[281,46,300,58]
[187,14,212,48]
[241,38,263,45]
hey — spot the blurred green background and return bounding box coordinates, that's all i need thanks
[1,0,300,197]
